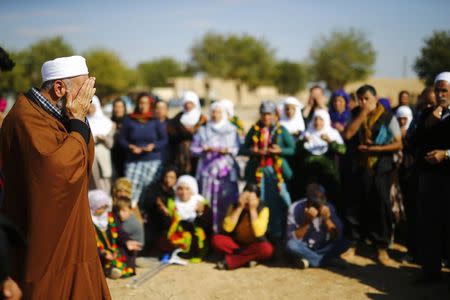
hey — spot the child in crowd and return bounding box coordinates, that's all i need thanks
[112,177,143,222]
[212,183,274,270]
[88,190,142,279]
[114,196,145,246]
[166,175,212,261]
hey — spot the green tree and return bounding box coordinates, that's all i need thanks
[309,28,376,91]
[138,57,185,88]
[0,37,74,92]
[190,32,276,103]
[273,60,308,94]
[83,49,134,98]
[414,30,450,86]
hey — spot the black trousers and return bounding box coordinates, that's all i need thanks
[417,171,450,275]
[361,169,393,249]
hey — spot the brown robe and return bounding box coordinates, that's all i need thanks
[0,93,111,299]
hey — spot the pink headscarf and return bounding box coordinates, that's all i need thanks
[0,98,7,113]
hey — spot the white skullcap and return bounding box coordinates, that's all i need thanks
[434,72,450,84]
[41,55,89,82]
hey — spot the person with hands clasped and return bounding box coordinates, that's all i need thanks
[285,184,348,269]
[1,56,111,298]
[342,84,402,267]
[409,72,450,284]
[118,92,168,207]
[212,183,274,270]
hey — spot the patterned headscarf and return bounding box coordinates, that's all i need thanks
[112,177,132,200]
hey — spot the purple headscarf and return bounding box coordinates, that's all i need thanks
[378,98,392,112]
[329,89,351,127]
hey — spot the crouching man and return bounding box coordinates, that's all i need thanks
[285,183,349,268]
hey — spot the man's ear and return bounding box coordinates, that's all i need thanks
[52,80,66,98]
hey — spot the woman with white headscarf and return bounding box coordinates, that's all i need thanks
[279,96,305,138]
[88,95,115,194]
[395,105,413,138]
[297,109,346,205]
[165,175,211,261]
[191,101,240,233]
[220,99,245,139]
[167,91,207,175]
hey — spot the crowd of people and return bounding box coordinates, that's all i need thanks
[1,55,449,299]
[85,73,449,283]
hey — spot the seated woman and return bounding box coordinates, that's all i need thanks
[211,183,274,270]
[298,109,346,207]
[88,190,142,279]
[140,166,178,252]
[285,184,349,269]
[165,175,212,262]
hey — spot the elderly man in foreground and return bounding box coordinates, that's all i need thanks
[1,56,111,299]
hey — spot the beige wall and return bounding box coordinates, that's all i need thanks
[152,76,425,109]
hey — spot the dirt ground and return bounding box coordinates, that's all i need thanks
[108,245,450,300]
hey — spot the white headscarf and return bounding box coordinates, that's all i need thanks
[395,105,413,129]
[220,99,235,118]
[434,72,450,84]
[87,95,113,137]
[304,109,343,155]
[88,189,112,231]
[209,101,229,131]
[279,97,305,135]
[174,175,205,221]
[180,91,201,127]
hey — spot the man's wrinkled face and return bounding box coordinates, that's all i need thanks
[53,74,89,111]
[435,80,450,108]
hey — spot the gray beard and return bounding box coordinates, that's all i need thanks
[56,95,67,115]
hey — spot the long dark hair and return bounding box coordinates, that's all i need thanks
[134,92,155,114]
[111,98,127,124]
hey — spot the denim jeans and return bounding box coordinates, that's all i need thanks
[286,238,350,267]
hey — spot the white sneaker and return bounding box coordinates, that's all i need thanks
[248,260,258,268]
[110,267,122,279]
[296,258,309,269]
